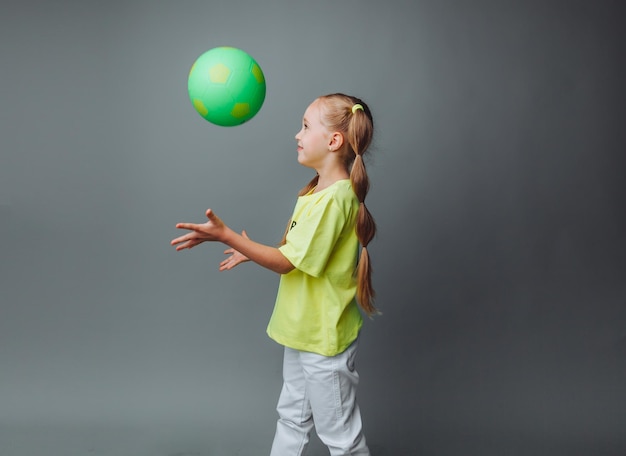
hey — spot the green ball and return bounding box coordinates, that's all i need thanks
[187,47,266,127]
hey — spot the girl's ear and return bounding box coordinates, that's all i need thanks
[328,132,344,152]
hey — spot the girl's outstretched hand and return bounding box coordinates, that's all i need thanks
[171,208,228,251]
[172,208,293,274]
[220,230,251,271]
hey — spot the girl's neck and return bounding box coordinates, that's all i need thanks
[313,169,350,193]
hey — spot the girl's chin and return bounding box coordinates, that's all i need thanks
[296,155,316,170]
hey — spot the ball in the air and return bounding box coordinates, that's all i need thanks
[187,47,266,127]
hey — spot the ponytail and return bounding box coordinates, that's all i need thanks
[349,124,378,317]
[326,94,378,316]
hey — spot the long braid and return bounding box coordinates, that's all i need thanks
[319,93,378,316]
[347,104,378,316]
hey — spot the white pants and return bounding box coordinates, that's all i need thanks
[270,338,370,456]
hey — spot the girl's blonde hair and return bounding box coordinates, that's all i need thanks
[281,93,378,316]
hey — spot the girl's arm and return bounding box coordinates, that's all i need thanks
[171,209,294,275]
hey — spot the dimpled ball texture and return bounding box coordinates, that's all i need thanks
[187,47,266,127]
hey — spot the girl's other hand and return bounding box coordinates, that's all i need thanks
[220,230,251,271]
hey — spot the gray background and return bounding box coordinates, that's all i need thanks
[1,0,624,455]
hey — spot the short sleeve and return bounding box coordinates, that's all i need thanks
[279,196,348,278]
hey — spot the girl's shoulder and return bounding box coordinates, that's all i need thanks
[330,179,358,203]
[316,179,355,198]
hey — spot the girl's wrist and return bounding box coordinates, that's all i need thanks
[220,226,238,246]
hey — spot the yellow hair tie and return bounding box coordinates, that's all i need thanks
[351,104,364,114]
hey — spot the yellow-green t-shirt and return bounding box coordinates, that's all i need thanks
[266,179,363,356]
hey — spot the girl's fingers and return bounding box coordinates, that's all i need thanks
[171,233,198,247]
[220,256,234,270]
[205,208,217,220]
[171,232,193,244]
[171,236,185,246]
[176,222,200,230]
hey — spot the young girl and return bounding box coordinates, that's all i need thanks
[171,93,377,455]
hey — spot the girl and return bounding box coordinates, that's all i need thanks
[171,93,377,455]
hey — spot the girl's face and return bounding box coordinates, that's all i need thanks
[295,100,333,170]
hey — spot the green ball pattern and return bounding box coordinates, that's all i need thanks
[187,47,266,127]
